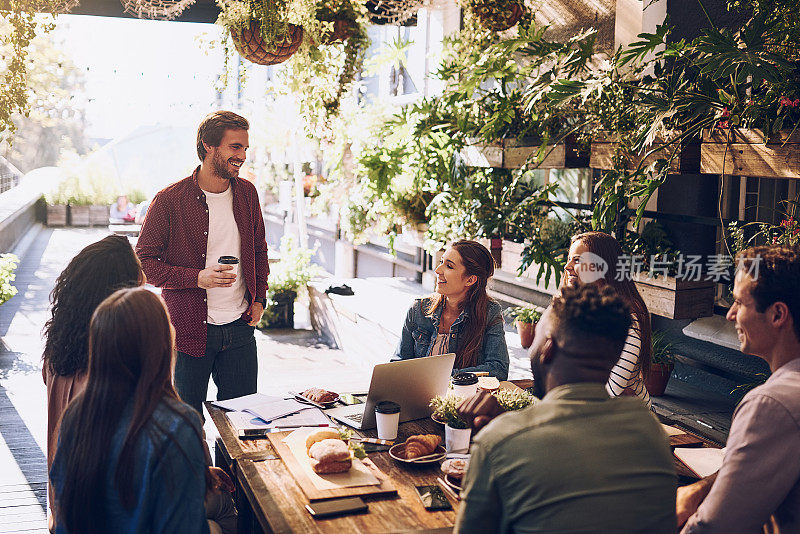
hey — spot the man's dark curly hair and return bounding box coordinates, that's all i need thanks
[551,284,633,351]
[736,246,800,340]
[43,235,142,377]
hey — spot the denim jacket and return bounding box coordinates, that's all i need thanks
[393,297,509,380]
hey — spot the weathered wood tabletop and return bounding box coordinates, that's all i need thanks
[206,379,716,533]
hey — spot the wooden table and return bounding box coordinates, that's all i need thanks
[207,403,461,534]
[206,379,716,533]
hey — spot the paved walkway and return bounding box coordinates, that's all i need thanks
[0,225,356,532]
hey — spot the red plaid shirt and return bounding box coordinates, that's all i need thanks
[136,167,269,357]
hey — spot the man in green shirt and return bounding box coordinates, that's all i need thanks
[455,284,677,533]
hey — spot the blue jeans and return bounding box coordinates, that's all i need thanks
[175,318,257,416]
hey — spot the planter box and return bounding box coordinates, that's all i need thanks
[700,128,800,179]
[69,205,90,227]
[460,136,589,169]
[632,273,715,320]
[46,204,67,227]
[590,132,701,173]
[89,205,110,226]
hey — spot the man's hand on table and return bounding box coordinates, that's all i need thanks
[676,473,717,527]
[206,466,235,493]
[457,390,506,431]
[198,264,236,289]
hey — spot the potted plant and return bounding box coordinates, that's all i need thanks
[257,235,323,329]
[492,387,536,409]
[644,330,675,397]
[461,0,525,31]
[0,254,19,307]
[505,305,542,349]
[43,185,69,227]
[217,0,304,66]
[430,395,471,453]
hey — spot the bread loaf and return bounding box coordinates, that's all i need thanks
[301,387,338,403]
[305,428,342,454]
[308,438,353,474]
[404,434,441,459]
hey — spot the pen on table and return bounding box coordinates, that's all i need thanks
[436,478,460,502]
[695,419,714,430]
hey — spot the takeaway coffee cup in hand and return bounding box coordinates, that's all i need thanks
[374,401,401,441]
[452,372,479,399]
[218,256,239,265]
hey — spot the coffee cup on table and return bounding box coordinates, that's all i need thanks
[218,255,239,265]
[374,401,401,441]
[452,372,479,399]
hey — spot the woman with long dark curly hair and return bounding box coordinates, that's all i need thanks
[42,235,143,521]
[562,231,653,406]
[50,288,208,533]
[394,240,509,380]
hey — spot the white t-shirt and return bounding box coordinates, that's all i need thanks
[204,185,248,324]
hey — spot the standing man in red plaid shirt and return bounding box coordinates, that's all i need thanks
[136,111,269,416]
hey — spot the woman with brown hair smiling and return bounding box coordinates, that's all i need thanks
[394,240,509,380]
[49,288,213,533]
[562,231,653,406]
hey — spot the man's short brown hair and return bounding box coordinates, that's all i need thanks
[550,284,632,361]
[196,111,249,161]
[736,245,800,340]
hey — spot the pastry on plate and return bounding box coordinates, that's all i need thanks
[440,458,468,481]
[308,438,352,474]
[301,387,339,403]
[404,434,441,459]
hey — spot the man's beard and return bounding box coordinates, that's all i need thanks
[212,151,238,180]
[530,354,547,400]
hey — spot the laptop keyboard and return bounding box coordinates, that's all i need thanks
[345,413,364,423]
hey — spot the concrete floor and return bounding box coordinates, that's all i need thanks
[0,225,363,532]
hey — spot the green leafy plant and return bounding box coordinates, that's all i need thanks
[0,253,19,306]
[429,395,469,429]
[651,330,675,367]
[266,234,324,295]
[492,388,535,410]
[728,199,800,252]
[504,305,541,324]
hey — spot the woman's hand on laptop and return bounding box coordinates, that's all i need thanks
[457,390,505,431]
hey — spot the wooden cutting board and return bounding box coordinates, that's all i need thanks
[267,432,398,501]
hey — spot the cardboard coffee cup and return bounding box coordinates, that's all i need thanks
[452,372,479,399]
[374,401,401,441]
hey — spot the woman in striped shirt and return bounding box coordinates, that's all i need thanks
[562,232,652,407]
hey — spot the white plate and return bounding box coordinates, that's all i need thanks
[388,443,447,464]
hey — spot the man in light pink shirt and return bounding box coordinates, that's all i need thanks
[678,246,800,533]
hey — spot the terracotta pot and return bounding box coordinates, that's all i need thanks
[475,1,523,31]
[644,362,674,397]
[516,320,535,349]
[230,22,303,66]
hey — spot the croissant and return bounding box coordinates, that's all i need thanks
[404,434,442,459]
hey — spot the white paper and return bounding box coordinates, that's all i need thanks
[244,399,307,422]
[211,393,284,411]
[674,447,726,478]
[662,424,686,436]
[211,393,307,422]
[283,428,381,490]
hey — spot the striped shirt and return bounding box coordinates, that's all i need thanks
[606,318,652,408]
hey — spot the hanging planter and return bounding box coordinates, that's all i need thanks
[474,1,524,31]
[461,135,589,169]
[700,128,800,179]
[590,132,701,173]
[230,21,304,66]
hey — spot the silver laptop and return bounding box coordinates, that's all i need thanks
[325,354,456,430]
